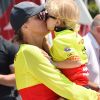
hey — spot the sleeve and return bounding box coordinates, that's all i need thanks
[21,46,98,100]
[50,37,79,61]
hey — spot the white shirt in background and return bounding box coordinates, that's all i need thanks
[83,32,100,85]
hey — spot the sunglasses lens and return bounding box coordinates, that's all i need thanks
[37,13,43,20]
[37,12,45,20]
[37,9,50,21]
[37,11,56,21]
[44,13,49,20]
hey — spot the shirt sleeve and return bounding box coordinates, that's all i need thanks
[21,45,98,100]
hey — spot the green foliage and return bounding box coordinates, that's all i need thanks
[88,1,99,18]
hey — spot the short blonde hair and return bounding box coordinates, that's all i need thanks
[45,0,80,31]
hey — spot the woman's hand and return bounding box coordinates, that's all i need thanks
[57,97,66,100]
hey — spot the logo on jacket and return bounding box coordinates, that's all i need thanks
[64,47,71,52]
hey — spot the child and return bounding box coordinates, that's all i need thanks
[45,0,99,90]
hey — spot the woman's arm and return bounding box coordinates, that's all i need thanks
[22,45,99,100]
[0,74,16,87]
[0,65,16,87]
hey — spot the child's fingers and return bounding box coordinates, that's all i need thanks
[98,93,100,100]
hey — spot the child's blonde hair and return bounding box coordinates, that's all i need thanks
[45,0,80,31]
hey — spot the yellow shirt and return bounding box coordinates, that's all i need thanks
[50,30,88,64]
[14,44,98,100]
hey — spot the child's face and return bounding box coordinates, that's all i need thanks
[46,17,57,31]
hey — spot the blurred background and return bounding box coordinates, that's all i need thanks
[88,0,99,18]
[0,0,99,40]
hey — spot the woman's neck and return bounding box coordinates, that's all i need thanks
[30,36,44,49]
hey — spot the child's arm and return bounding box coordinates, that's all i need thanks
[54,56,82,69]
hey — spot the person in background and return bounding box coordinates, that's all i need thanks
[10,1,100,100]
[84,14,100,91]
[0,36,19,100]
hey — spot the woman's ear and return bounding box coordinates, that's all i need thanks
[21,23,28,32]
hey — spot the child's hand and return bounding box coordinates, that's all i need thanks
[98,93,100,100]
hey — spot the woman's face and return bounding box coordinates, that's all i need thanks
[21,15,49,44]
[27,16,49,35]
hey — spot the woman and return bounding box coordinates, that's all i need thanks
[10,1,100,100]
